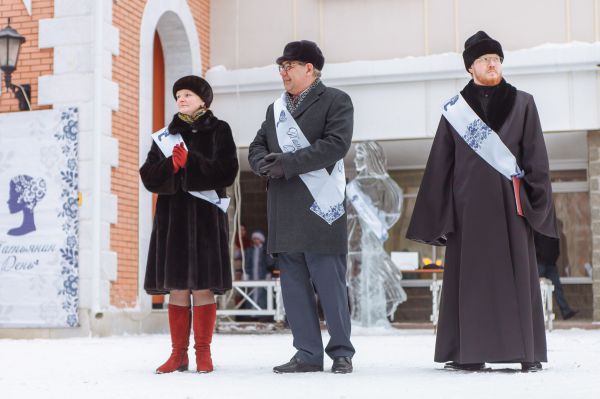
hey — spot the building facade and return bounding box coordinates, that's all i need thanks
[0,0,210,336]
[208,0,600,321]
[0,0,599,337]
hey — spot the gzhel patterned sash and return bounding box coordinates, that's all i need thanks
[151,128,230,213]
[273,93,346,225]
[441,94,524,216]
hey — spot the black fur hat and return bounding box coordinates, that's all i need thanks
[172,75,213,107]
[463,31,504,71]
[276,40,325,70]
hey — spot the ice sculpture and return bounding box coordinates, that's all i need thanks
[347,141,407,327]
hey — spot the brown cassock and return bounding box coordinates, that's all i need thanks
[407,79,557,364]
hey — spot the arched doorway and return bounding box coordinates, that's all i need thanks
[138,0,203,311]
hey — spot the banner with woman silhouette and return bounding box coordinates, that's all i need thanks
[0,108,79,327]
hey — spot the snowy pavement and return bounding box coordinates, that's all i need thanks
[1,328,599,399]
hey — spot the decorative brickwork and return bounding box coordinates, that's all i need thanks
[0,0,53,113]
[110,0,211,307]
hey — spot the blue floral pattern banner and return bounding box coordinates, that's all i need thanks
[0,108,79,328]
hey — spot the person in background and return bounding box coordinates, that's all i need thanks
[243,230,277,313]
[233,223,252,280]
[534,229,578,320]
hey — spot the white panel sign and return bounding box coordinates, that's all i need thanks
[391,251,419,271]
[0,108,79,327]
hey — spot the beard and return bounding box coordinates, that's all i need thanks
[473,68,502,86]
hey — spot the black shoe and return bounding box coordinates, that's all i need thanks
[444,362,490,372]
[273,357,323,373]
[563,310,578,320]
[521,362,542,372]
[331,357,353,374]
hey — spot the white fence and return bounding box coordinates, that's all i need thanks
[217,280,285,322]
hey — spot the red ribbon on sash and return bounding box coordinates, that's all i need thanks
[512,176,524,217]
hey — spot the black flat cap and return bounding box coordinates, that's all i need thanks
[276,40,325,70]
[463,31,504,71]
[172,75,213,108]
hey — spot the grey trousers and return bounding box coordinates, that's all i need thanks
[278,252,355,365]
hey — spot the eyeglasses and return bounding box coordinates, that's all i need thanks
[474,56,503,65]
[278,62,305,73]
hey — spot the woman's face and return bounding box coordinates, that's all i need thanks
[175,89,205,116]
[7,182,23,214]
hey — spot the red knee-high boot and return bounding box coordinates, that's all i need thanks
[156,304,190,374]
[193,303,217,373]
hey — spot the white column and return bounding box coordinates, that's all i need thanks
[38,0,120,315]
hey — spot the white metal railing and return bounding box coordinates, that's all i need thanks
[430,278,556,331]
[217,280,285,322]
[539,278,555,331]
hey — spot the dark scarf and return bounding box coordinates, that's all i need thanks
[460,78,517,132]
[168,109,219,135]
[177,108,206,124]
[285,78,321,114]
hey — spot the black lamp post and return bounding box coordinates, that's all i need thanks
[0,18,31,111]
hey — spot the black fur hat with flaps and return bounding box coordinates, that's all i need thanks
[172,75,213,108]
[462,31,504,71]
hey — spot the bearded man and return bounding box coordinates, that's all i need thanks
[407,31,557,373]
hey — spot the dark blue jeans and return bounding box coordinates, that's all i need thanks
[537,263,573,318]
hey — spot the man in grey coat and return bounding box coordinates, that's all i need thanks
[248,40,355,374]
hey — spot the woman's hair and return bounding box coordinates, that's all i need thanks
[10,175,47,210]
[355,141,387,175]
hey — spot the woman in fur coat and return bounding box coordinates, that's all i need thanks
[140,75,238,374]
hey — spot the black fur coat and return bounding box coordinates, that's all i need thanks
[140,111,238,295]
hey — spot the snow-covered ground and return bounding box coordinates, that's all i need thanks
[1,328,599,399]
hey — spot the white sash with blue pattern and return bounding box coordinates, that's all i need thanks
[151,128,230,213]
[441,94,523,180]
[273,93,346,225]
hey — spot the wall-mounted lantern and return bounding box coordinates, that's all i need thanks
[0,18,31,111]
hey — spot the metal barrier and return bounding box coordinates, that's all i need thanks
[217,280,285,322]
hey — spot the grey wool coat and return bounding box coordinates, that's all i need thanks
[248,81,354,254]
[407,79,557,364]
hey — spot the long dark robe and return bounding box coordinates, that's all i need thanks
[140,111,239,295]
[407,80,557,364]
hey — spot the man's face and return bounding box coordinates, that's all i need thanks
[468,53,503,86]
[252,237,263,246]
[279,61,315,96]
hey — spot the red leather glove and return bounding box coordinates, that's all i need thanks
[173,144,189,169]
[172,144,181,174]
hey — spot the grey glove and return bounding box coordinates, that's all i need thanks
[259,153,284,179]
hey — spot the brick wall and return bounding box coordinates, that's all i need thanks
[0,0,53,113]
[109,0,212,307]
[188,0,210,74]
[110,0,144,308]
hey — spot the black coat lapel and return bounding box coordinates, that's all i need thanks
[460,79,517,132]
[292,81,326,119]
